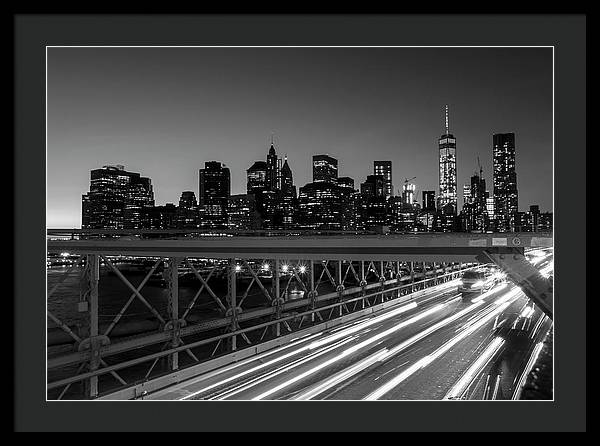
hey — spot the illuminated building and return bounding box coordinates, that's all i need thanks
[297,182,344,230]
[274,157,297,229]
[266,136,280,192]
[247,161,267,195]
[337,176,355,190]
[313,154,338,184]
[176,191,199,229]
[422,191,436,212]
[81,164,154,230]
[438,105,458,214]
[402,183,416,207]
[374,161,393,200]
[145,203,177,230]
[463,184,472,206]
[199,161,230,229]
[360,175,387,229]
[486,195,495,231]
[228,194,261,230]
[493,132,518,232]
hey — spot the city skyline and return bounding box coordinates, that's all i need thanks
[47,47,553,228]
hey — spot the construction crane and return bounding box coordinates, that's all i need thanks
[404,176,416,186]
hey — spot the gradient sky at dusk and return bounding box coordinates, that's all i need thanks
[47,47,553,228]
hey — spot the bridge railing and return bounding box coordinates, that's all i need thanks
[47,253,479,400]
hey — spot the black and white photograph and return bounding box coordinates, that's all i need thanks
[14,13,586,432]
[45,45,555,401]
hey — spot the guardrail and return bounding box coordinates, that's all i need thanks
[47,261,479,399]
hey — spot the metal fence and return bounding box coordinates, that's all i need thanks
[47,254,480,400]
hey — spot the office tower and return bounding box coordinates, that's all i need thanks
[538,211,553,232]
[176,191,199,229]
[145,203,178,230]
[246,161,267,195]
[360,175,385,199]
[438,105,458,214]
[297,182,344,230]
[486,196,495,230]
[312,154,338,184]
[529,205,540,232]
[402,183,416,207]
[360,175,387,228]
[422,191,436,212]
[198,161,230,228]
[337,176,355,190]
[81,164,154,230]
[374,161,393,200]
[266,136,280,192]
[228,194,261,230]
[275,157,297,229]
[493,132,518,232]
[463,184,472,206]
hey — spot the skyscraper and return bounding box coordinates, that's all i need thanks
[81,164,154,230]
[176,191,199,229]
[275,156,297,229]
[360,175,387,228]
[374,161,393,200]
[199,161,230,228]
[402,183,416,207]
[246,161,267,195]
[493,132,518,232]
[422,191,436,212]
[337,177,355,190]
[266,136,280,192]
[438,105,457,214]
[463,184,472,206]
[313,154,338,184]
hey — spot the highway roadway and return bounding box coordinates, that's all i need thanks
[146,252,553,401]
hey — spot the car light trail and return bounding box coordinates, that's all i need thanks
[180,298,424,400]
[364,291,521,400]
[306,301,418,350]
[379,298,485,361]
[250,303,451,400]
[290,349,389,400]
[210,336,358,400]
[471,282,508,303]
[443,336,505,400]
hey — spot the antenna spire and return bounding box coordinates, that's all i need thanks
[445,104,449,134]
[270,132,274,146]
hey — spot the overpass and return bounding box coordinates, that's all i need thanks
[46,231,553,400]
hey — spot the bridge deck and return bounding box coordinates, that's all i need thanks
[47,233,552,262]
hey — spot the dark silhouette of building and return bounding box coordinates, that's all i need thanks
[145,203,177,230]
[246,161,267,195]
[228,194,261,230]
[274,156,297,228]
[422,190,436,212]
[374,161,393,200]
[438,105,458,214]
[513,205,553,232]
[81,164,154,230]
[297,182,344,230]
[313,154,338,184]
[460,169,489,232]
[360,175,388,229]
[266,136,281,192]
[199,161,230,229]
[176,191,199,229]
[493,132,518,232]
[337,176,355,190]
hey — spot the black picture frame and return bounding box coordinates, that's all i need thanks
[14,14,586,432]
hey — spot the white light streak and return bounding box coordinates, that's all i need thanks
[443,337,505,400]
